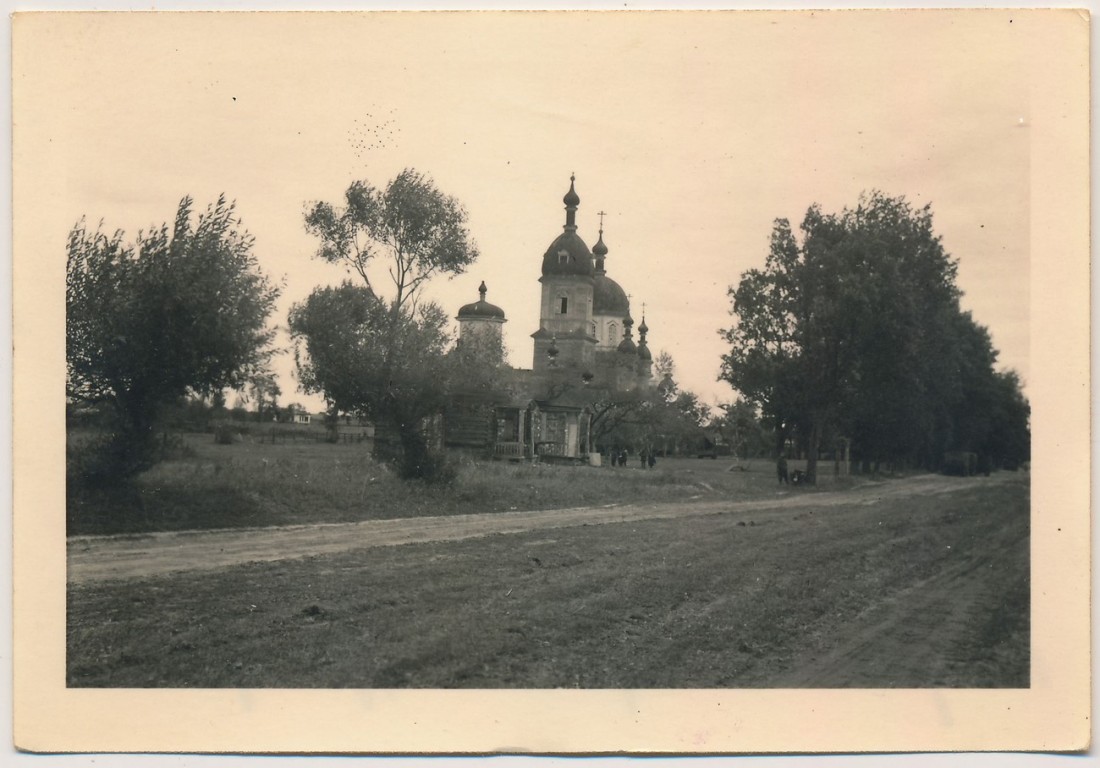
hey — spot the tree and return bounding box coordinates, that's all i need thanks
[289,282,466,480]
[721,191,1025,480]
[247,370,282,422]
[294,170,482,480]
[586,352,709,457]
[711,400,773,464]
[66,196,280,479]
[647,354,710,455]
[304,168,479,313]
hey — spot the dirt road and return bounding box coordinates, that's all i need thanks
[68,473,1003,585]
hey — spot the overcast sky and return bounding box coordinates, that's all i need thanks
[25,10,1032,412]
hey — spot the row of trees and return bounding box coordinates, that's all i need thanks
[66,170,486,484]
[66,177,1028,487]
[580,351,773,463]
[720,192,1029,483]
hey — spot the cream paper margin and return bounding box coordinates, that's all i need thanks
[11,9,1089,754]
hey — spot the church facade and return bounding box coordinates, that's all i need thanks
[448,176,654,462]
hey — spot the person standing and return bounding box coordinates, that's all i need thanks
[777,454,789,485]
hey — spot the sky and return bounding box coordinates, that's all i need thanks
[22,10,1032,413]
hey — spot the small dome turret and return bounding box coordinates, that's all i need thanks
[563,174,580,207]
[591,218,627,313]
[457,281,506,321]
[637,312,652,361]
[592,229,609,275]
[592,232,608,257]
[617,315,637,353]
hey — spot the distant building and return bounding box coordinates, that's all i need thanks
[448,176,654,462]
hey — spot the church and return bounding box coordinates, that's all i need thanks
[444,176,655,463]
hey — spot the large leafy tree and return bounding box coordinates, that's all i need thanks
[293,170,481,480]
[721,191,1027,480]
[303,168,479,312]
[289,282,458,478]
[67,196,280,478]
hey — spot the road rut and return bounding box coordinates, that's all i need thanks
[67,473,1002,585]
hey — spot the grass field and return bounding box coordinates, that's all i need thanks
[67,471,1029,688]
[68,432,842,535]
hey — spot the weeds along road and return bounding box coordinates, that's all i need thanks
[68,473,1011,586]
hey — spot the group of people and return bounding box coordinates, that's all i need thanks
[607,448,657,469]
[776,455,805,485]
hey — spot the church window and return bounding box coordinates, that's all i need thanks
[559,296,568,314]
[609,322,618,343]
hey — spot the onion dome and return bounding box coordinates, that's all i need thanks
[457,281,506,320]
[617,315,637,353]
[592,232,608,258]
[542,175,594,277]
[637,313,652,360]
[563,175,580,207]
[592,229,608,276]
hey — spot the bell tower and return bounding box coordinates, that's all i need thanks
[532,175,596,372]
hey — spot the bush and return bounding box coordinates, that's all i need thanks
[68,430,196,490]
[67,433,132,490]
[394,442,456,485]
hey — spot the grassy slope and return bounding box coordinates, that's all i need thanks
[68,434,823,535]
[67,473,1029,688]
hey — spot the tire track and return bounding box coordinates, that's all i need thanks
[67,474,1010,585]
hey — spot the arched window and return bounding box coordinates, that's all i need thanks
[559,296,568,314]
[608,322,618,344]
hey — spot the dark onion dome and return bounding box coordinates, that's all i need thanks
[541,230,594,277]
[457,281,506,320]
[592,231,609,275]
[636,313,652,359]
[592,232,608,257]
[617,315,637,353]
[592,274,630,315]
[563,175,580,207]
